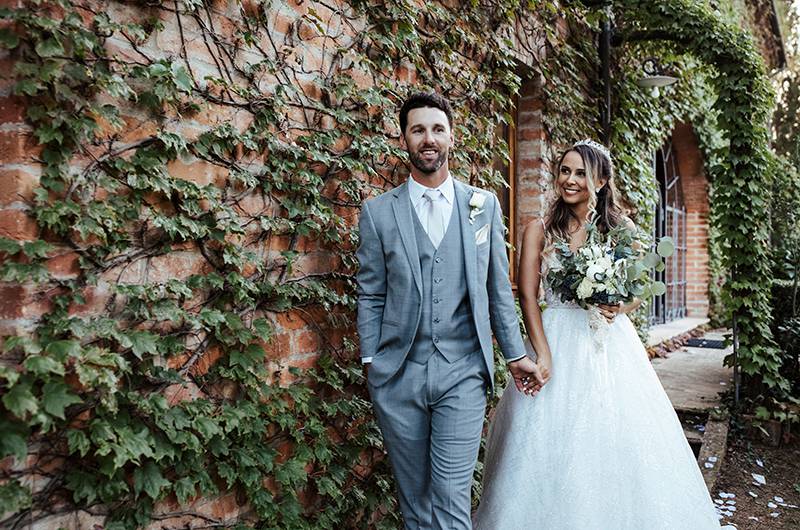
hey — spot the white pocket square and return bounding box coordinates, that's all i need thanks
[475,224,490,245]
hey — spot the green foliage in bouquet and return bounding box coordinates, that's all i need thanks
[546,220,674,309]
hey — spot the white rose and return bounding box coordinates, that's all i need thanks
[469,192,487,209]
[587,263,605,281]
[576,277,594,299]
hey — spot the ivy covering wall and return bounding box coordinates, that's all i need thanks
[0,0,787,528]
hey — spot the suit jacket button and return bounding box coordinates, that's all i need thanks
[433,337,440,343]
[433,298,439,304]
[435,257,442,263]
[433,318,440,323]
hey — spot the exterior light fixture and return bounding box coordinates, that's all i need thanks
[635,58,678,97]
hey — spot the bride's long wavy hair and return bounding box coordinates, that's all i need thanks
[544,143,624,244]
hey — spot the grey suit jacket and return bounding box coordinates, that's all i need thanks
[356,179,526,388]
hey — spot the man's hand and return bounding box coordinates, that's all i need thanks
[508,356,546,397]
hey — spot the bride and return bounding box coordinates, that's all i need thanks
[472,140,725,529]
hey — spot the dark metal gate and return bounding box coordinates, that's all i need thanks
[651,141,687,325]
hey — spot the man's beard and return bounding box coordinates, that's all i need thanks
[409,148,448,174]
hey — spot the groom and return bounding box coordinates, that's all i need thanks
[356,92,544,529]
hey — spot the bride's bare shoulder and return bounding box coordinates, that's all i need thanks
[522,218,547,249]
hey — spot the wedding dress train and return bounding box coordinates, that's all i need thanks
[473,293,724,529]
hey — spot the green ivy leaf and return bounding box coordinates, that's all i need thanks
[0,364,20,386]
[0,237,21,255]
[172,63,193,93]
[42,381,82,419]
[67,428,91,457]
[0,27,19,49]
[34,37,65,58]
[133,461,170,500]
[23,355,65,376]
[45,340,82,359]
[128,331,159,360]
[2,381,38,418]
[173,476,197,504]
[0,419,29,460]
[0,481,32,514]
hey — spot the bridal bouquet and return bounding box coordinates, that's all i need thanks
[546,219,673,340]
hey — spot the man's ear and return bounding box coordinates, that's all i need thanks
[399,131,407,149]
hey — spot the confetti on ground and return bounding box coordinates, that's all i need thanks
[769,512,780,518]
[768,502,778,508]
[748,516,760,521]
[748,491,758,498]
[756,458,764,467]
[775,496,784,503]
[719,492,735,499]
[751,473,766,486]
[708,456,718,463]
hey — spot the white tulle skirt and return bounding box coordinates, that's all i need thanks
[473,306,723,530]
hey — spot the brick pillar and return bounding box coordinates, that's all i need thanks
[513,80,549,269]
[672,122,710,318]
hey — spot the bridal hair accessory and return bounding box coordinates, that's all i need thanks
[573,139,612,164]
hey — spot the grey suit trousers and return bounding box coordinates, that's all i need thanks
[369,350,488,530]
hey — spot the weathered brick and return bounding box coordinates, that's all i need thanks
[144,250,210,283]
[0,208,38,240]
[0,131,41,165]
[68,285,111,316]
[167,157,228,187]
[0,168,39,206]
[264,332,291,360]
[163,381,206,405]
[189,344,225,377]
[0,284,50,319]
[0,94,26,124]
[276,310,308,331]
[294,329,320,354]
[47,251,81,279]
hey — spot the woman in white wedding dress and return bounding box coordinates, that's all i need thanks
[473,141,725,530]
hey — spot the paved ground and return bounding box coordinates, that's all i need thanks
[651,330,734,412]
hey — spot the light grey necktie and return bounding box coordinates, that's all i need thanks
[423,189,445,248]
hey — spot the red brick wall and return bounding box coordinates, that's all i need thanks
[0,0,370,526]
[672,122,710,318]
[513,81,550,266]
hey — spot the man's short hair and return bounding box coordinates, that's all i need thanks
[399,92,454,134]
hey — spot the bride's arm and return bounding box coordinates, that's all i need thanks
[518,221,553,373]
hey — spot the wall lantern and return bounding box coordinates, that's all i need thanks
[635,58,678,97]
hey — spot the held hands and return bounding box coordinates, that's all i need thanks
[508,356,549,397]
[598,302,623,323]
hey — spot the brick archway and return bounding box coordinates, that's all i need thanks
[671,122,710,318]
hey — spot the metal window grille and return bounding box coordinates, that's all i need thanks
[650,141,687,325]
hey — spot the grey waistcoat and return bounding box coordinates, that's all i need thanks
[406,198,482,363]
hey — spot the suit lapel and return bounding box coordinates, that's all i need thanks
[455,181,478,305]
[391,182,423,296]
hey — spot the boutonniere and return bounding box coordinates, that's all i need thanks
[468,191,487,224]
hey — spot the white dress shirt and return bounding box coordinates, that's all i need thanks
[408,173,455,234]
[362,175,455,365]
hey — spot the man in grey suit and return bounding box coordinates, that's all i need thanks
[356,92,546,530]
